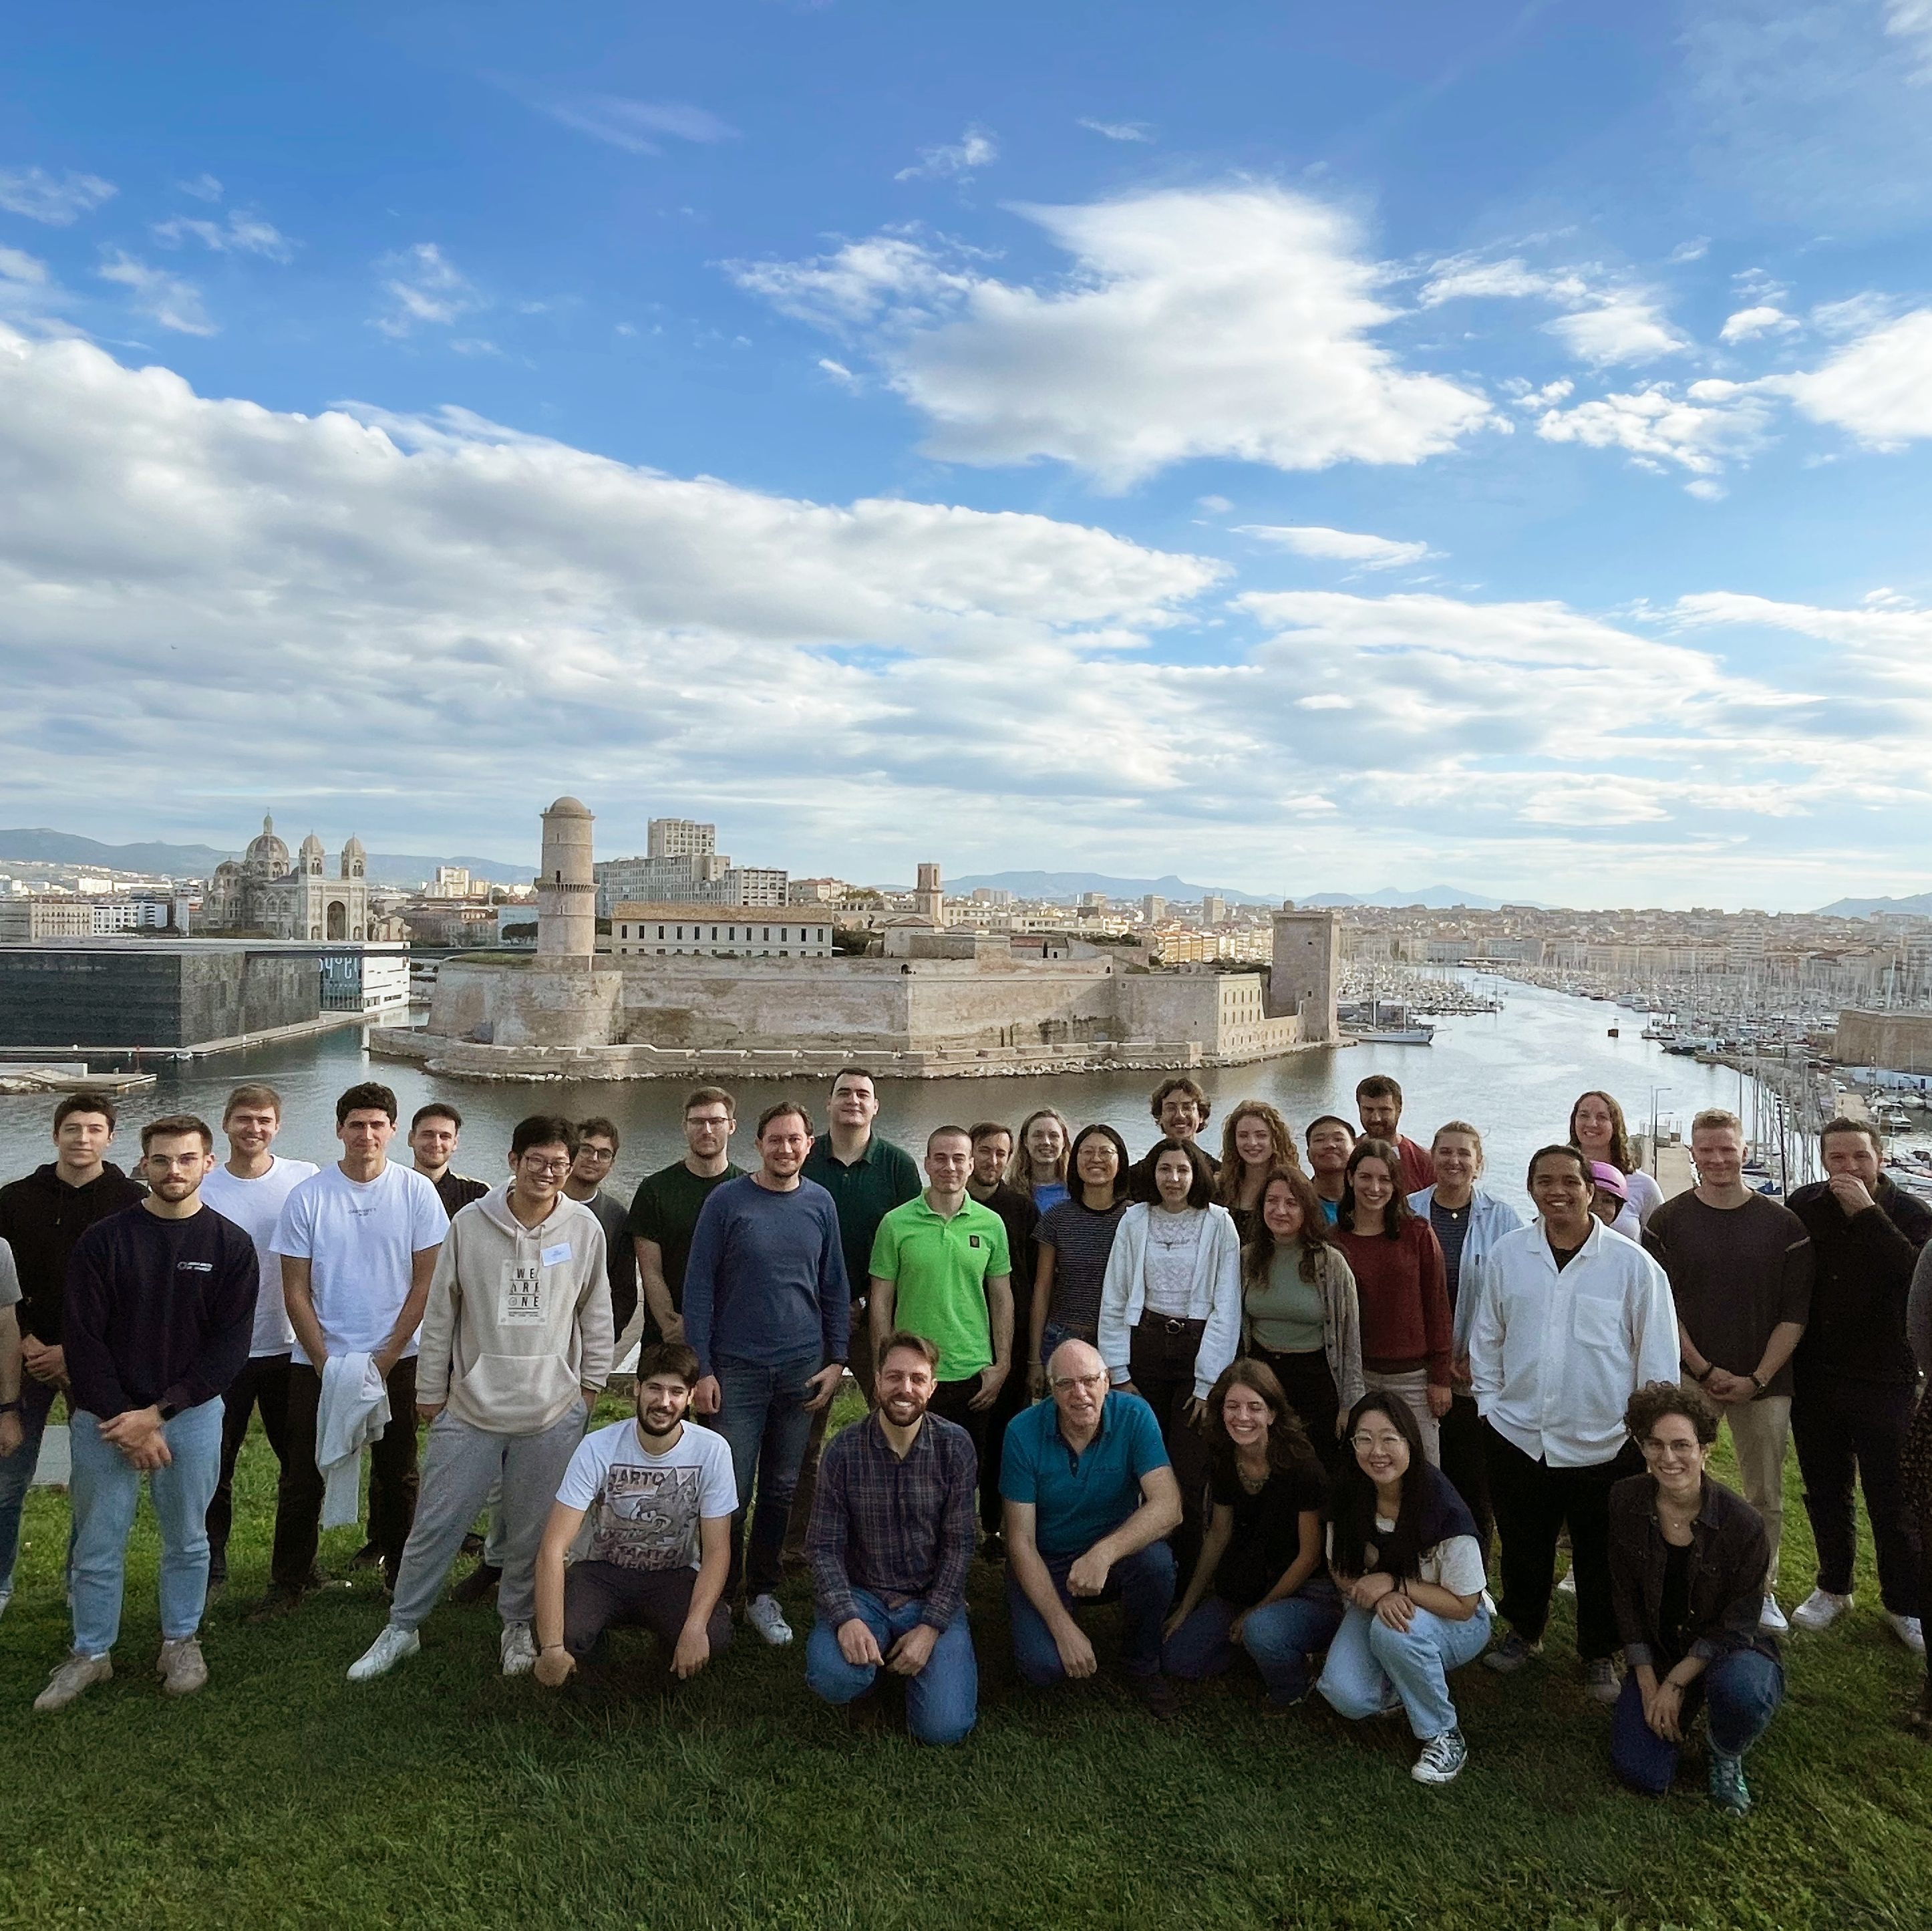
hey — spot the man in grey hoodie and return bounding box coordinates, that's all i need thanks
[345,1115,615,1681]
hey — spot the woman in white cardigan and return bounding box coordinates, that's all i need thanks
[1100,1139,1244,1569]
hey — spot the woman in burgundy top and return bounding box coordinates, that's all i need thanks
[1331,1138,1453,1468]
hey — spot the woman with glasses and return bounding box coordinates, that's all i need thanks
[1028,1125,1133,1396]
[1331,1140,1453,1466]
[1007,1108,1073,1215]
[1160,1359,1343,1705]
[1215,1101,1302,1239]
[1317,1393,1491,1785]
[1239,1167,1363,1460]
[1607,1381,1784,1814]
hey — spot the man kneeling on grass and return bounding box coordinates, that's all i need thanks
[805,1330,979,1744]
[532,1342,737,1686]
[347,1115,613,1682]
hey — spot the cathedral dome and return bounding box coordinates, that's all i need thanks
[245,813,290,875]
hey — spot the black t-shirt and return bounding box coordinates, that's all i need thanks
[1210,1454,1329,1608]
[1659,1537,1694,1667]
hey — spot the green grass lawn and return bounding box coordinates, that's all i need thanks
[3,1398,1929,1931]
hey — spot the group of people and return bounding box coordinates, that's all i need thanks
[3,1066,1931,1814]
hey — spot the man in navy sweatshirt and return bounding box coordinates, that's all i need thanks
[33,1115,257,1713]
[683,1100,848,1648]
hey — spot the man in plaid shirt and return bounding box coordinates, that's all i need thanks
[803,1329,979,1743]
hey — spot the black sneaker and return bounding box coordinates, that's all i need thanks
[979,1531,1007,1563]
[449,1562,502,1607]
[1130,1672,1180,1721]
[247,1584,307,1623]
[349,1540,382,1571]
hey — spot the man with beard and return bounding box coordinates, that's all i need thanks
[532,1341,738,1684]
[804,1330,979,1743]
[1127,1078,1221,1204]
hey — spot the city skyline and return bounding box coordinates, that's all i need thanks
[3,2,1931,912]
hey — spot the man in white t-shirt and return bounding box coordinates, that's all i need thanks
[532,1340,736,1685]
[197,1083,318,1591]
[255,1082,445,1617]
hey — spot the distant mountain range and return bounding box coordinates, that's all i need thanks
[0,828,530,889]
[1816,891,1932,919]
[946,870,1519,910]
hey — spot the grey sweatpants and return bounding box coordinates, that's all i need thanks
[388,1405,587,1630]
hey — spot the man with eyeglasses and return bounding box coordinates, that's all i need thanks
[1467,1145,1677,1702]
[627,1088,744,1351]
[999,1338,1182,1717]
[346,1115,613,1682]
[563,1118,639,1348]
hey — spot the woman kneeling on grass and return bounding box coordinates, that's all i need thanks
[1607,1381,1784,1817]
[1317,1393,1491,1785]
[1160,1359,1343,1706]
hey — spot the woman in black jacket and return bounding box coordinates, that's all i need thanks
[1608,1382,1784,1815]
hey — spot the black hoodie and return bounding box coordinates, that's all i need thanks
[0,1161,148,1345]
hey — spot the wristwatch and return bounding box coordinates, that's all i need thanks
[1748,1372,1766,1394]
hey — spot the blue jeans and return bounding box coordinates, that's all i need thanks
[1007,1539,1176,1682]
[68,1398,224,1656]
[1318,1600,1493,1739]
[1162,1579,1345,1704]
[805,1588,978,1745]
[1612,1650,1784,1794]
[0,1374,61,1596]
[712,1348,822,1600]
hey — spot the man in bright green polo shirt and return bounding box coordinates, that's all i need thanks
[868,1126,1013,1471]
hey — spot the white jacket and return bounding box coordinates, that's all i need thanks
[317,1351,390,1529]
[1406,1185,1526,1355]
[416,1185,614,1434]
[1466,1217,1678,1468]
[1098,1201,1244,1401]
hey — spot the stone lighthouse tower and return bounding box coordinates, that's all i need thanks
[536,796,596,963]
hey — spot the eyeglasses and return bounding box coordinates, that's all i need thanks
[577,1145,615,1161]
[1349,1432,1406,1453]
[1641,1437,1701,1459]
[520,1157,573,1175]
[1050,1372,1108,1394]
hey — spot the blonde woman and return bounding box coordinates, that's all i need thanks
[1005,1107,1072,1214]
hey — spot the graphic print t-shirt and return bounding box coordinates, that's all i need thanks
[555,1417,740,1572]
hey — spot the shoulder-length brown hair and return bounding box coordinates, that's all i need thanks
[1005,1106,1073,1194]
[1569,1090,1635,1175]
[1239,1165,1336,1292]
[1339,1137,1415,1241]
[1215,1100,1301,1205]
[1206,1357,1317,1488]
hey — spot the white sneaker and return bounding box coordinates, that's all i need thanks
[499,1620,537,1676]
[1887,1612,1927,1656]
[746,1593,793,1646]
[33,1650,112,1713]
[1557,1568,1577,1596]
[1790,1588,1852,1633]
[347,1624,420,1682]
[0,1586,12,1621]
[1758,1596,1789,1634]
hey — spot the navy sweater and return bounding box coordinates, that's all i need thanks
[682,1175,850,1378]
[62,1203,259,1419]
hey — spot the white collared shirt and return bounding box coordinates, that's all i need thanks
[1465,1217,1677,1469]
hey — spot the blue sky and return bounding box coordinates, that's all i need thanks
[3,0,1929,909]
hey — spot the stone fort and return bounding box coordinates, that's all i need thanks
[376,797,1339,1081]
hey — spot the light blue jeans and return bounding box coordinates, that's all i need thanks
[69,1398,224,1657]
[1317,1600,1493,1739]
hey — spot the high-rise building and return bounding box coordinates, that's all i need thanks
[1202,895,1226,927]
[648,819,716,860]
[1142,893,1166,925]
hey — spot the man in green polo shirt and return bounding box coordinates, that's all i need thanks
[868,1126,1013,1469]
[784,1066,923,1564]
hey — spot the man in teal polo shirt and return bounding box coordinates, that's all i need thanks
[1000,1338,1181,1717]
[868,1126,1013,1469]
[784,1067,922,1562]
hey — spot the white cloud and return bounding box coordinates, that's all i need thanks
[176,173,224,202]
[1777,307,1932,446]
[1533,381,1776,476]
[1718,304,1797,343]
[97,251,216,335]
[0,247,47,285]
[0,166,116,225]
[1419,255,1590,307]
[1545,296,1688,367]
[817,356,859,388]
[896,126,998,182]
[1078,118,1153,142]
[734,187,1497,488]
[373,243,481,337]
[1669,237,1711,263]
[1888,0,1932,78]
[154,209,293,261]
[1237,525,1434,569]
[538,96,739,154]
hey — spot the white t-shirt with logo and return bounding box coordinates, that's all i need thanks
[271,1162,448,1366]
[556,1417,739,1573]
[203,1156,321,1357]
